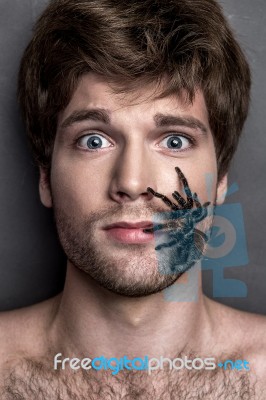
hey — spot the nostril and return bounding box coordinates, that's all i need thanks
[145,190,155,201]
[114,190,154,202]
[116,191,131,199]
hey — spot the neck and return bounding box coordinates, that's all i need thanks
[51,262,213,359]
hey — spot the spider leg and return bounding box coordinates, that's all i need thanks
[193,229,209,257]
[194,203,211,223]
[147,187,179,210]
[194,228,209,243]
[175,166,189,187]
[175,166,194,208]
[193,192,202,208]
[191,207,208,223]
[145,216,187,235]
[165,220,183,230]
[185,194,194,209]
[155,238,178,251]
[193,193,210,208]
[143,223,165,233]
[172,191,187,208]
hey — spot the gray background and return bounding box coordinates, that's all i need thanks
[0,0,265,313]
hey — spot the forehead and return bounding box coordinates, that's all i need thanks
[57,73,210,129]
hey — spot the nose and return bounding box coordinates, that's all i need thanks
[108,142,156,203]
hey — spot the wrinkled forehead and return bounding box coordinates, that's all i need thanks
[57,72,210,130]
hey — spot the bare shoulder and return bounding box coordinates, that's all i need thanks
[205,297,266,388]
[0,295,61,377]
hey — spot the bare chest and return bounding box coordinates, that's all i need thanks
[1,358,259,400]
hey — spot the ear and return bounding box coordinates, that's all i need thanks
[216,173,228,205]
[39,167,53,208]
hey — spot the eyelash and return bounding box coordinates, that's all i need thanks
[73,132,113,152]
[159,133,195,152]
[72,132,196,152]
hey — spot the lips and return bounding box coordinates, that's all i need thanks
[105,221,154,229]
[103,221,155,244]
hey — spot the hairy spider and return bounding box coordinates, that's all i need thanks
[144,166,211,273]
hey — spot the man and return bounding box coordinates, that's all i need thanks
[0,0,266,398]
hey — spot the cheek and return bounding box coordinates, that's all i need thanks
[184,155,218,204]
[50,157,106,214]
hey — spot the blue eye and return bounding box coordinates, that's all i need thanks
[77,134,112,150]
[160,135,191,150]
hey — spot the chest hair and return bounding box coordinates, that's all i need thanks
[0,356,259,400]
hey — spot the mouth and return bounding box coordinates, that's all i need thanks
[103,221,155,244]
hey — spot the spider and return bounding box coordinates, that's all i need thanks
[144,166,211,273]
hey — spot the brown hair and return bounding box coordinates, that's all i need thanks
[18,0,251,181]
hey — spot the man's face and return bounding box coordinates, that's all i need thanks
[40,73,227,296]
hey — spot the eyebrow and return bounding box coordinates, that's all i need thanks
[60,109,111,129]
[154,113,208,134]
[60,108,208,134]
